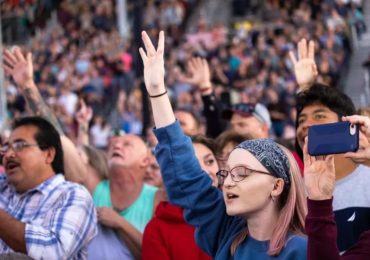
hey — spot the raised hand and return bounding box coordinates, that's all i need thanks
[289,39,318,92]
[303,138,335,200]
[187,57,212,92]
[2,47,34,90]
[342,115,370,167]
[75,99,93,126]
[139,31,166,96]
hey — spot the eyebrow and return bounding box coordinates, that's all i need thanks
[224,163,252,170]
[203,153,214,160]
[298,108,329,119]
[312,108,329,113]
[6,138,26,144]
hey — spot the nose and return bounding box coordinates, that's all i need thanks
[222,172,235,188]
[111,140,124,151]
[301,117,315,130]
[2,148,15,162]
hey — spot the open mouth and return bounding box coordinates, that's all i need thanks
[6,161,20,171]
[112,152,123,158]
[226,192,239,200]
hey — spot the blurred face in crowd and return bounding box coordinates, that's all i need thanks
[219,141,238,168]
[230,114,268,138]
[2,125,55,193]
[296,103,339,149]
[175,111,199,136]
[222,148,279,216]
[193,142,219,186]
[144,153,163,188]
[108,134,149,171]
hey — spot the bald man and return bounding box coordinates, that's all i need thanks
[84,134,162,259]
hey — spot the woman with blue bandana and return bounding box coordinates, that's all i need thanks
[139,31,308,259]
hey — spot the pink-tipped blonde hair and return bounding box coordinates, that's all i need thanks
[230,145,307,256]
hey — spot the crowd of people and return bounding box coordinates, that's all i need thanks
[2,0,366,143]
[0,0,370,259]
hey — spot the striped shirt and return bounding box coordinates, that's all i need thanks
[0,174,97,260]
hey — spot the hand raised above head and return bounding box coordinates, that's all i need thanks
[2,47,35,89]
[289,39,318,92]
[186,57,212,92]
[139,31,166,96]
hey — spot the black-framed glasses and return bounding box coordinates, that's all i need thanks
[0,140,39,155]
[216,165,270,186]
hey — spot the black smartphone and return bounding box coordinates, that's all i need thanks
[308,122,359,156]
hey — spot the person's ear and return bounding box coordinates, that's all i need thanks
[261,123,269,135]
[45,147,56,165]
[140,155,150,168]
[271,178,284,198]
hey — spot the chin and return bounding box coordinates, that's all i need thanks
[108,159,126,169]
[225,206,241,216]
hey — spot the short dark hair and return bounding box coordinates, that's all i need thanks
[175,109,201,129]
[215,129,253,157]
[295,84,356,159]
[13,117,64,174]
[190,135,217,155]
[296,84,356,124]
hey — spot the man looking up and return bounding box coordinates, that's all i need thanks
[0,117,97,259]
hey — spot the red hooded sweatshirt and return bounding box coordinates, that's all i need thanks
[142,201,211,260]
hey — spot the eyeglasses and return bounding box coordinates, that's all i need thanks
[216,165,270,186]
[0,140,39,155]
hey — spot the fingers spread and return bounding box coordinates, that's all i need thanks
[202,58,209,71]
[298,39,307,60]
[3,49,17,65]
[2,64,13,75]
[157,30,165,54]
[14,47,26,63]
[141,31,156,56]
[188,59,196,74]
[139,47,147,64]
[26,52,33,65]
[308,40,315,59]
[288,51,297,65]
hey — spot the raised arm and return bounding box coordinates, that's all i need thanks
[3,48,63,133]
[2,48,87,184]
[186,57,226,137]
[139,31,175,127]
[289,39,318,93]
[139,31,238,257]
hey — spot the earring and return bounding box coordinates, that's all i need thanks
[270,195,275,203]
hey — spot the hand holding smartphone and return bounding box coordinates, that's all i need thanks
[308,122,359,156]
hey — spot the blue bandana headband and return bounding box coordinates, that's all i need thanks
[235,139,291,191]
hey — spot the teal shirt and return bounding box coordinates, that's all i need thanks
[93,180,158,233]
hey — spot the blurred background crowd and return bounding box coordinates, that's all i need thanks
[0,0,368,146]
